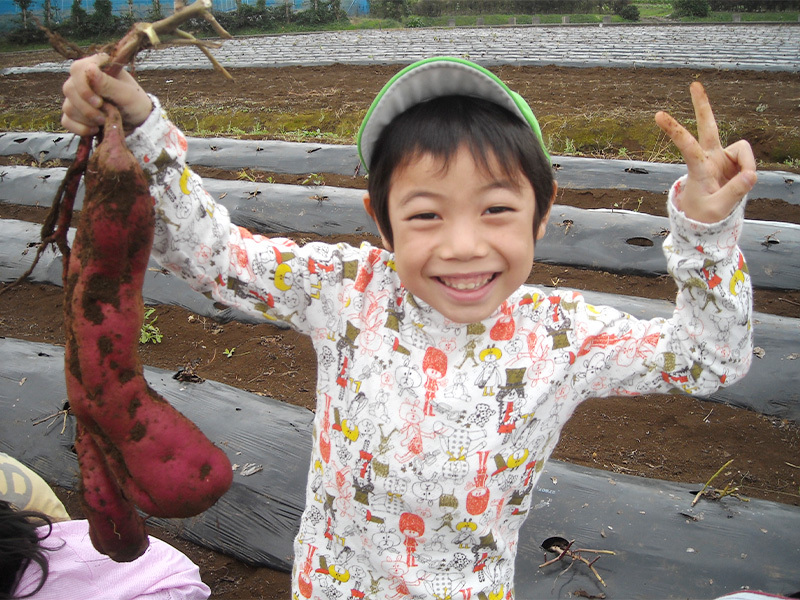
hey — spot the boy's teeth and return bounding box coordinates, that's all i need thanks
[441,275,492,290]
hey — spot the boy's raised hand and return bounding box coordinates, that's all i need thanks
[655,81,757,224]
[61,53,153,137]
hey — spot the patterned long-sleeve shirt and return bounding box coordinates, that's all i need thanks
[126,98,752,599]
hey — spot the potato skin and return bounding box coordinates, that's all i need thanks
[64,105,232,559]
[74,423,148,562]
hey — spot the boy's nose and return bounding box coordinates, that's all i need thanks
[440,222,489,260]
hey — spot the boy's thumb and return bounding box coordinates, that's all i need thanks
[736,169,758,195]
[720,169,757,207]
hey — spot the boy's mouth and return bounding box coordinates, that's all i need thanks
[437,273,497,291]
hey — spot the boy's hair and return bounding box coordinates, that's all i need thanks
[366,94,555,249]
[0,500,52,599]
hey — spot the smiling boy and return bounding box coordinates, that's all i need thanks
[62,56,755,598]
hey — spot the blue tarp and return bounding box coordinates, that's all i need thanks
[0,0,367,18]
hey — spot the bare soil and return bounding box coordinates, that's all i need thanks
[1,55,799,599]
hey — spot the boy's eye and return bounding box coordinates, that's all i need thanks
[485,206,513,215]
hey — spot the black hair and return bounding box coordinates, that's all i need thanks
[366,94,555,249]
[0,500,52,599]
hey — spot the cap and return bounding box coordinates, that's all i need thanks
[357,56,549,170]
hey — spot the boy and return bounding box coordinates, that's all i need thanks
[62,55,755,598]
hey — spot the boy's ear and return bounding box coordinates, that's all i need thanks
[535,181,558,241]
[362,193,393,251]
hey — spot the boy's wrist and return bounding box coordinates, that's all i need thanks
[667,176,746,254]
[125,95,174,175]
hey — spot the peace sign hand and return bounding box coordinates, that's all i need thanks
[655,82,757,224]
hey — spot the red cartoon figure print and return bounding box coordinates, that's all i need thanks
[466,450,491,516]
[422,346,448,416]
[399,511,425,567]
[395,399,435,465]
[297,544,317,598]
[490,301,515,341]
[353,247,384,292]
[319,392,333,464]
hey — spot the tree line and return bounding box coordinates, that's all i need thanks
[4,0,795,46]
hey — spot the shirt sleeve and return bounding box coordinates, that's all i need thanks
[562,175,753,400]
[124,96,357,333]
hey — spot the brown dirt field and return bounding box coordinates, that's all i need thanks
[1,54,798,599]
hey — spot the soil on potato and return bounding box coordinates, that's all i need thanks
[1,55,799,599]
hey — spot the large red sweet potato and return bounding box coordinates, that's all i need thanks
[74,423,148,562]
[63,105,232,559]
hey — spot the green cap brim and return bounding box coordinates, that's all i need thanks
[357,56,550,171]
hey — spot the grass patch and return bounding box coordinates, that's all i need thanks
[0,109,62,132]
[677,11,799,22]
[165,106,363,144]
[541,110,683,161]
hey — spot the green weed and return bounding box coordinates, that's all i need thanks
[140,308,163,344]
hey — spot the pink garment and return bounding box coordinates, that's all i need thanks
[14,519,210,600]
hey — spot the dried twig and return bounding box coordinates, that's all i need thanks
[778,297,800,308]
[539,538,616,587]
[32,404,72,434]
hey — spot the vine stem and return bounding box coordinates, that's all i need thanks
[692,459,735,506]
[0,0,231,297]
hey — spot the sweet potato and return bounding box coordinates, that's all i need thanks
[63,105,231,558]
[74,423,148,562]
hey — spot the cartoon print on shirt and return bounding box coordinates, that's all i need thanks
[495,368,528,440]
[352,291,391,357]
[465,451,492,516]
[394,360,423,399]
[457,322,487,368]
[335,322,360,404]
[372,472,409,517]
[400,300,435,350]
[452,518,480,549]
[372,525,401,556]
[475,346,502,396]
[418,554,468,600]
[489,301,516,341]
[399,511,425,566]
[445,372,471,403]
[394,399,437,468]
[422,346,448,416]
[544,296,574,351]
[435,421,488,484]
[412,473,444,507]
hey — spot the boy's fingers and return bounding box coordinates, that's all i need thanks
[86,65,151,129]
[655,110,704,166]
[724,139,758,175]
[68,54,108,105]
[61,112,100,137]
[62,68,106,129]
[689,81,721,151]
[715,169,758,212]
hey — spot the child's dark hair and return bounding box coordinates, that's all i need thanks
[0,500,52,599]
[367,95,555,249]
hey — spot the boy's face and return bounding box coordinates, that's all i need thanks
[364,145,550,324]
